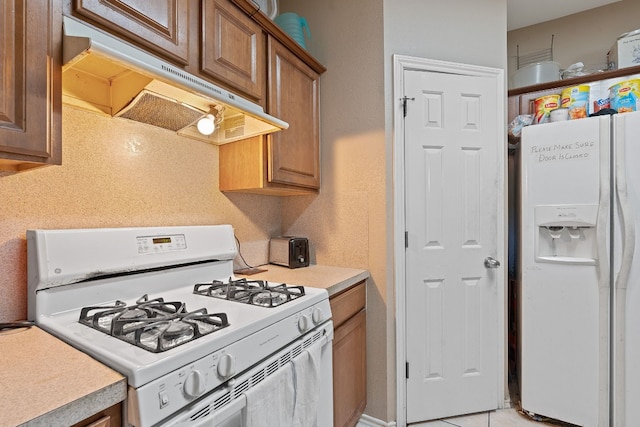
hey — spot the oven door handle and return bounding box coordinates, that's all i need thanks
[173,395,247,427]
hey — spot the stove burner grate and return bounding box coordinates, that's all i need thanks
[79,294,229,353]
[193,278,305,307]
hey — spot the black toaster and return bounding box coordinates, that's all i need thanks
[269,236,309,268]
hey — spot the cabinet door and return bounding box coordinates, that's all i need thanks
[73,0,190,65]
[267,36,320,189]
[201,0,265,103]
[333,309,367,427]
[218,135,321,195]
[70,402,122,427]
[331,282,366,329]
[0,0,61,172]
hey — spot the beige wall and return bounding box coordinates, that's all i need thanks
[279,0,507,423]
[508,0,640,86]
[0,107,282,322]
[278,0,387,420]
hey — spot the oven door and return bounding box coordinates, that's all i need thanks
[162,322,333,427]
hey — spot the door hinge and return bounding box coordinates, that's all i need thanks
[401,96,415,117]
[405,231,408,248]
[406,362,409,379]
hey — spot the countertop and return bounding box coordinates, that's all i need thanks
[237,263,369,297]
[0,325,126,427]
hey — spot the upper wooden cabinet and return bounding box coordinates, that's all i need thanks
[219,136,319,195]
[267,36,320,189]
[0,0,61,173]
[229,0,326,75]
[219,35,321,195]
[69,0,191,65]
[63,0,325,194]
[201,0,266,103]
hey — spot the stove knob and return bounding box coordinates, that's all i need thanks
[312,307,324,324]
[298,315,310,332]
[183,370,206,398]
[217,354,236,379]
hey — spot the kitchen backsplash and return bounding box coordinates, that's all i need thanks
[0,107,282,322]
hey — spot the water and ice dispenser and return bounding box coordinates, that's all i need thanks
[534,205,598,264]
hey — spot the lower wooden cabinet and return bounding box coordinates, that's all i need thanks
[330,281,367,427]
[70,402,122,427]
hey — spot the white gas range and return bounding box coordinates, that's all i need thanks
[27,225,333,427]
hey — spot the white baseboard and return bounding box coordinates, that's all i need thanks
[357,414,397,427]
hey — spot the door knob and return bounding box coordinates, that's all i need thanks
[484,257,501,269]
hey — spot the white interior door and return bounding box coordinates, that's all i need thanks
[404,67,503,423]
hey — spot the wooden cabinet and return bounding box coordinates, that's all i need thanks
[201,0,266,104]
[218,35,321,195]
[330,281,367,427]
[69,0,191,65]
[220,37,320,196]
[64,0,325,194]
[0,0,61,173]
[70,402,122,427]
[267,36,320,189]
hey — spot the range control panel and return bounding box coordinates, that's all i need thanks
[137,234,187,254]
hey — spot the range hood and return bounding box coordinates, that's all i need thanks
[61,16,288,144]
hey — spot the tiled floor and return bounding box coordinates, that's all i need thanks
[412,407,568,427]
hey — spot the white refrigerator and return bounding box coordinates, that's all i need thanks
[519,111,640,427]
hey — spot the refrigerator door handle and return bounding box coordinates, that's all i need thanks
[614,115,636,290]
[595,116,610,288]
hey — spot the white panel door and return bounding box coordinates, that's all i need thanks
[404,69,501,423]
